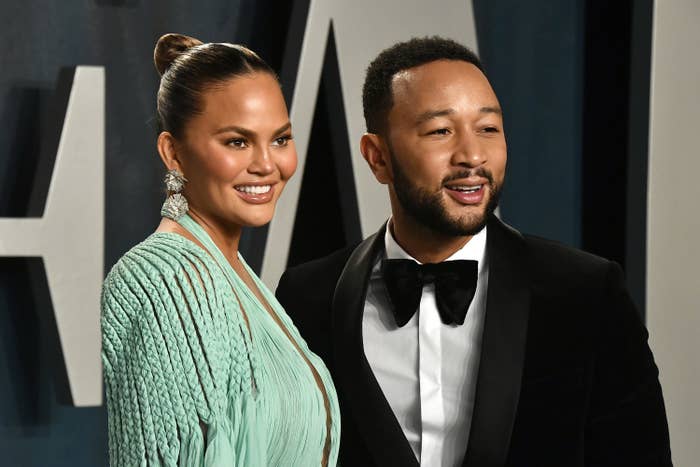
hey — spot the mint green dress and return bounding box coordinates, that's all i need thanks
[101,214,340,466]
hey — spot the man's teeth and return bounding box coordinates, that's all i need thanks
[449,185,483,193]
[236,185,271,194]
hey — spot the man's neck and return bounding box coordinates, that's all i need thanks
[389,216,473,264]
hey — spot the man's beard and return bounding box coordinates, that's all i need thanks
[390,150,502,237]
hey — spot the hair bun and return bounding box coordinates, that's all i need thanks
[154,33,204,76]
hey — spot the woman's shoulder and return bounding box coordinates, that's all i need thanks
[102,232,226,315]
[108,232,216,279]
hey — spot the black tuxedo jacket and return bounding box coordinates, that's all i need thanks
[276,216,672,467]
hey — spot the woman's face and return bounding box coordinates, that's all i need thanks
[175,72,297,229]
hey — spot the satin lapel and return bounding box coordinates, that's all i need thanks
[463,216,531,467]
[332,224,419,467]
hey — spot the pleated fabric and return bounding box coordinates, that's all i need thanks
[101,215,340,466]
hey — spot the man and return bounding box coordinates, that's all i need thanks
[276,37,671,466]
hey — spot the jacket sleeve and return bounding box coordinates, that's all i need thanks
[586,261,672,466]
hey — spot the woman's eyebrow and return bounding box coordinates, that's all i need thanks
[213,125,254,137]
[213,122,292,137]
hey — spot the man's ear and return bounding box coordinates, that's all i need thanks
[360,133,392,185]
[156,131,183,172]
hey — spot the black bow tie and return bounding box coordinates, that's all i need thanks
[381,259,478,327]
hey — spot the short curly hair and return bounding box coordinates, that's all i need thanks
[362,36,483,135]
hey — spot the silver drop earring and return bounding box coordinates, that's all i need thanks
[160,169,189,220]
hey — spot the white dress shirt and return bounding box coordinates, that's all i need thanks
[362,225,489,467]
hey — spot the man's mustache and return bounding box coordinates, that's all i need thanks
[442,167,494,186]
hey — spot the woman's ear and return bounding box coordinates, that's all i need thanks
[157,131,183,172]
[360,133,392,185]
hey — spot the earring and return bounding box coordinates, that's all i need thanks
[160,169,189,220]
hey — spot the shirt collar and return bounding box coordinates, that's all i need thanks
[383,218,488,265]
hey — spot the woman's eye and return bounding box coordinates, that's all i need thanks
[227,138,248,148]
[272,135,293,147]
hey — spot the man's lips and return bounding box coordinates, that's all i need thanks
[443,179,488,205]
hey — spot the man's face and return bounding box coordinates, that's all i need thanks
[384,59,507,237]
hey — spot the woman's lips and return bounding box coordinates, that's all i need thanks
[234,183,275,204]
[444,184,486,205]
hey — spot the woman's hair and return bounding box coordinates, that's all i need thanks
[153,33,276,138]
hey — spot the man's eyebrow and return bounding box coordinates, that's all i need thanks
[480,106,502,115]
[415,108,455,124]
[414,106,502,124]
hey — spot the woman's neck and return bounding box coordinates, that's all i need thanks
[188,209,242,265]
[157,208,242,266]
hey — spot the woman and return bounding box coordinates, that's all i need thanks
[101,33,339,466]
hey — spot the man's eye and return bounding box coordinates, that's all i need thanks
[429,128,450,135]
[482,126,500,133]
[227,138,248,148]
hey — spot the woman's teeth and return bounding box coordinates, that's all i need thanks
[236,185,271,195]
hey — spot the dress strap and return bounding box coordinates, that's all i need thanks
[176,214,263,307]
[176,214,235,276]
[175,214,261,373]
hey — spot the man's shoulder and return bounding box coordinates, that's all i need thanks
[288,243,358,277]
[518,232,613,292]
[491,217,611,275]
[522,234,609,269]
[275,243,360,338]
[277,243,360,295]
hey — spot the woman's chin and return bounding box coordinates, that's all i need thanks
[231,213,273,229]
[243,219,272,228]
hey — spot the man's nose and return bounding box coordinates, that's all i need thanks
[451,131,486,167]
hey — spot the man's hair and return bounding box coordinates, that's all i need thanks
[362,36,483,135]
